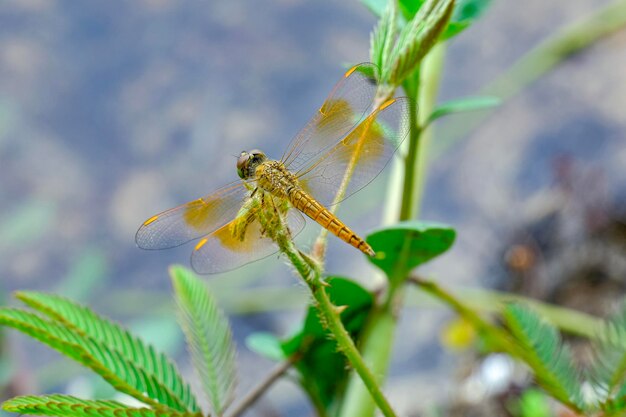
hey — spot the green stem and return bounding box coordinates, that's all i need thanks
[340,45,447,417]
[412,43,446,217]
[308,281,397,417]
[398,96,421,220]
[277,235,398,417]
[411,277,584,413]
[433,0,626,158]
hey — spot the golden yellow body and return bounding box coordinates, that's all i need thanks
[256,161,375,256]
[135,63,408,274]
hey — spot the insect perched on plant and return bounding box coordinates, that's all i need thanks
[136,63,410,273]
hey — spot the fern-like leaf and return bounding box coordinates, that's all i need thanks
[171,266,237,417]
[0,308,198,414]
[370,0,397,83]
[15,291,199,413]
[3,394,198,417]
[590,303,626,412]
[388,0,454,85]
[504,303,585,412]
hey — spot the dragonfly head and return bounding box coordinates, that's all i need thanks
[237,149,267,179]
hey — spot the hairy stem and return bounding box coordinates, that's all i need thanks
[275,230,397,417]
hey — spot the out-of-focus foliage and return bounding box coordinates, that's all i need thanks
[171,266,237,417]
[0,267,244,417]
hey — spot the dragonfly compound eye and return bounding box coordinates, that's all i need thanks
[237,152,250,179]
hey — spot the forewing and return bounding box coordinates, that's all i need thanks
[297,98,410,206]
[281,63,379,173]
[191,207,305,274]
[136,181,251,250]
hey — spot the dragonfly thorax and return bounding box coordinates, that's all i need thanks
[237,149,267,179]
[255,160,299,199]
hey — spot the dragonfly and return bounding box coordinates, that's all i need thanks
[136,63,410,274]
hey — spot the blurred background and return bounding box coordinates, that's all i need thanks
[1,0,625,415]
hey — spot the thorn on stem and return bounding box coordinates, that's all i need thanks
[334,305,349,314]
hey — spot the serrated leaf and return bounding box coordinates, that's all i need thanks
[388,0,454,86]
[366,221,455,280]
[16,291,199,413]
[281,277,373,408]
[2,394,198,417]
[170,265,237,417]
[427,96,500,125]
[246,333,285,362]
[0,308,193,413]
[370,0,398,82]
[504,303,584,412]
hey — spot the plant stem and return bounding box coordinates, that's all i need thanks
[409,276,585,413]
[433,0,626,158]
[275,232,398,417]
[340,45,447,417]
[408,276,519,352]
[412,43,446,218]
[308,278,398,417]
[398,95,421,220]
[225,356,297,417]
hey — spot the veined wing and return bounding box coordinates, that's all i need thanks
[191,207,305,274]
[281,63,379,173]
[296,97,410,206]
[135,181,252,250]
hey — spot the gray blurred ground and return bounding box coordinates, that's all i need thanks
[0,0,625,415]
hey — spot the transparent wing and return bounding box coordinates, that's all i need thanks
[191,207,305,274]
[296,98,410,206]
[281,63,379,173]
[135,181,252,250]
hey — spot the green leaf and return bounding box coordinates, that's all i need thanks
[0,308,194,413]
[281,277,373,408]
[370,0,398,82]
[443,0,493,39]
[516,389,551,417]
[366,221,456,279]
[398,0,426,21]
[504,303,584,412]
[3,395,198,417]
[589,303,626,411]
[388,0,455,86]
[452,0,492,22]
[427,96,501,125]
[441,21,470,40]
[170,265,237,417]
[246,332,286,362]
[15,292,199,413]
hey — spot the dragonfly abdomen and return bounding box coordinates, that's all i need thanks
[288,188,375,257]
